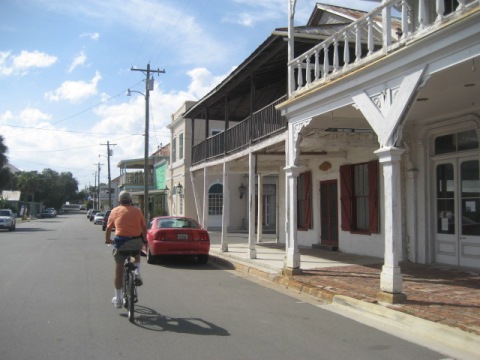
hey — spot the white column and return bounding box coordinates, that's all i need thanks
[405,168,419,262]
[257,173,263,243]
[248,153,257,259]
[221,162,229,252]
[284,165,302,273]
[202,167,208,229]
[375,146,406,303]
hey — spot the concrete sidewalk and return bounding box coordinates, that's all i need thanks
[208,232,480,359]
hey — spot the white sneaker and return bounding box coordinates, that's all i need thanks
[112,297,122,309]
[134,273,143,286]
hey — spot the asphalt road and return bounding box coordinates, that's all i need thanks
[0,213,449,360]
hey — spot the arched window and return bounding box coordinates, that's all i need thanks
[208,183,223,215]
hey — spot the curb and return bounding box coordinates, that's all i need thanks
[209,252,480,359]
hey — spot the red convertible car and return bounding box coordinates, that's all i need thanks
[144,216,210,264]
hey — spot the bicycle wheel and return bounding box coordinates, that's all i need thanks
[127,270,135,322]
[122,266,128,309]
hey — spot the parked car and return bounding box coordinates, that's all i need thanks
[0,209,16,231]
[143,216,210,264]
[102,210,111,231]
[88,209,100,221]
[41,208,56,218]
[45,208,57,217]
[93,212,105,225]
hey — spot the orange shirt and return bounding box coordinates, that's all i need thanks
[107,205,146,237]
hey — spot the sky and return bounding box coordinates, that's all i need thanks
[1,0,379,191]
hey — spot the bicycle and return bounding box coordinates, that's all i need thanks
[121,251,139,322]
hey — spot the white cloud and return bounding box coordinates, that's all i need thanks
[186,67,233,99]
[0,110,14,123]
[0,50,57,76]
[19,107,52,127]
[68,51,88,72]
[81,32,100,40]
[45,71,102,103]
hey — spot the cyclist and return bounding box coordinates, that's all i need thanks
[105,191,147,308]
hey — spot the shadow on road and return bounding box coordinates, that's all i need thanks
[145,256,223,271]
[7,227,50,233]
[125,305,230,336]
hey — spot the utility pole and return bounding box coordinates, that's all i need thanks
[101,141,116,209]
[94,162,104,210]
[130,64,165,221]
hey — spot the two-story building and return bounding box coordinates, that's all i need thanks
[179,1,480,303]
[117,144,170,220]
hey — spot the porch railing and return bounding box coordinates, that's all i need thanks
[119,172,153,187]
[289,0,478,95]
[192,96,287,165]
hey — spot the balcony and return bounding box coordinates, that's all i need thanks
[118,172,154,188]
[289,0,479,95]
[192,96,287,165]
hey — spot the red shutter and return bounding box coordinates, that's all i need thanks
[304,171,312,229]
[340,164,352,231]
[368,160,380,234]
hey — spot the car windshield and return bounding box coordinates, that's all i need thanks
[0,210,10,216]
[157,218,200,229]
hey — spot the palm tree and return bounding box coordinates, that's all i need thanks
[0,135,7,169]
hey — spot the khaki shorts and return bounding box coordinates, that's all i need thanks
[112,237,144,263]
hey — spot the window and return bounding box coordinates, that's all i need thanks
[435,130,478,155]
[208,183,223,215]
[179,133,184,160]
[172,136,177,163]
[340,161,379,234]
[297,171,312,230]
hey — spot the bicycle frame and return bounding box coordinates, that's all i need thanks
[122,254,138,322]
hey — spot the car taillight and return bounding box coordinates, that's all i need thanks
[193,231,209,241]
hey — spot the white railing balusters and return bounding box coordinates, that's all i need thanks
[344,30,350,69]
[418,0,427,29]
[367,16,374,55]
[296,58,303,90]
[305,55,311,86]
[314,49,320,81]
[355,23,362,62]
[323,43,329,78]
[383,4,392,49]
[401,0,410,39]
[436,0,445,22]
[333,35,340,72]
[288,0,479,94]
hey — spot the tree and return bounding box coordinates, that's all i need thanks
[0,167,13,192]
[0,135,7,169]
[0,135,12,191]
[17,171,40,202]
[11,167,82,210]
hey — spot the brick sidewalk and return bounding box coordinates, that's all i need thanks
[291,262,480,336]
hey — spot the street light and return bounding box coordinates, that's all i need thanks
[175,182,184,198]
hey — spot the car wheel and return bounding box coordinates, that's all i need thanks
[146,246,156,264]
[198,254,209,264]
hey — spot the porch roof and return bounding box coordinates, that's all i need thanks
[183,3,381,123]
[117,157,155,169]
